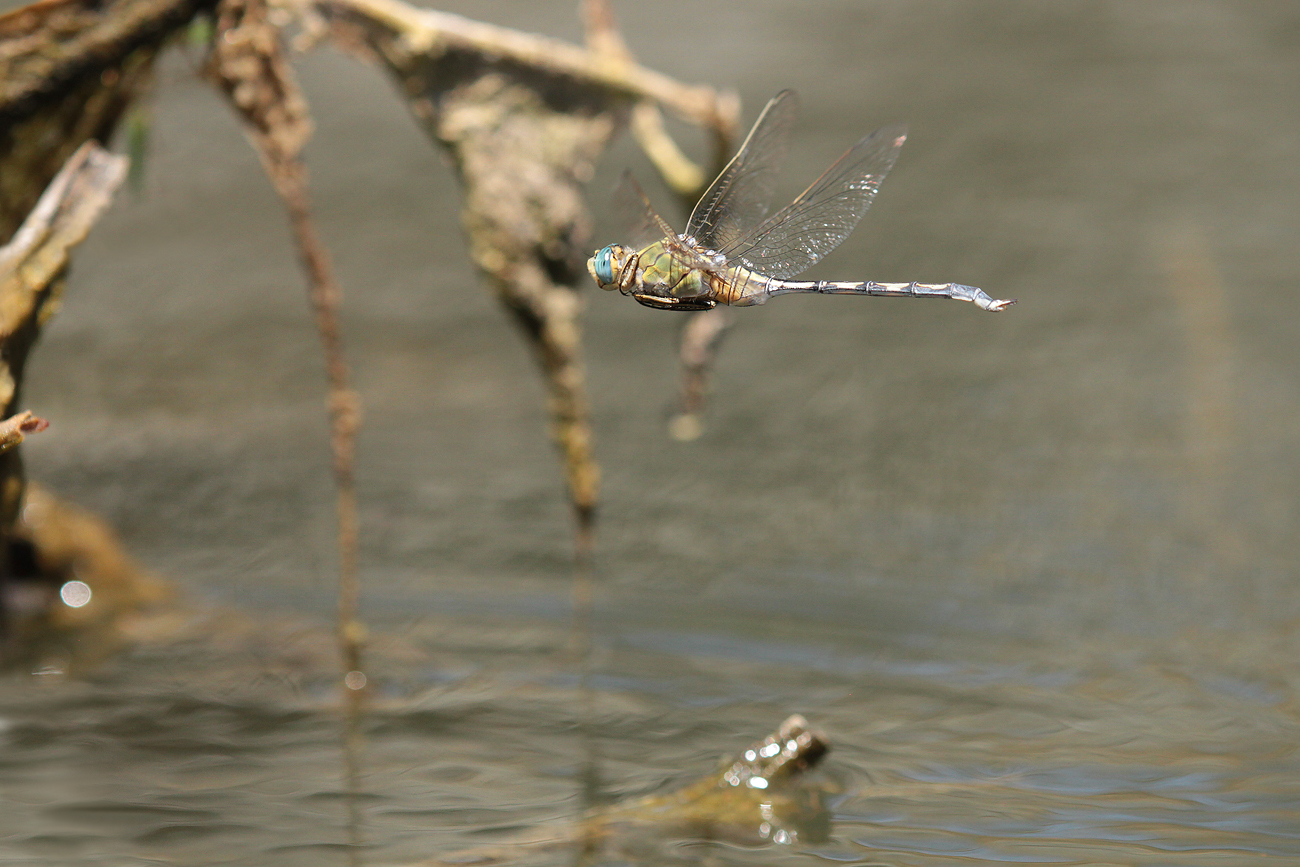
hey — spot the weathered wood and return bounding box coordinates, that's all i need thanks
[0,0,213,642]
[0,411,48,454]
[0,141,128,341]
[412,714,834,864]
[0,0,216,238]
[310,0,737,533]
[0,139,128,476]
[0,140,127,638]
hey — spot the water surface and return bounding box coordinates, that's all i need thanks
[4,1,1300,864]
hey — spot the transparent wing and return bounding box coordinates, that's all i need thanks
[721,123,907,281]
[614,171,719,270]
[611,170,675,250]
[685,90,798,252]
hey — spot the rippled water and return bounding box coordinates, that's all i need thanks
[4,1,1300,864]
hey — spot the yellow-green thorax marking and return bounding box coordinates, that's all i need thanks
[587,240,769,311]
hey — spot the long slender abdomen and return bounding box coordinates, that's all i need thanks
[766,279,1015,311]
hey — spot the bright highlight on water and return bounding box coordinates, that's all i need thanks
[588,90,1014,313]
[59,580,92,608]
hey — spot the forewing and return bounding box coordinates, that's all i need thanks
[721,123,907,280]
[686,90,798,252]
[614,171,720,271]
[611,170,676,249]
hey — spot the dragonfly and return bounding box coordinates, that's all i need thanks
[587,90,1013,313]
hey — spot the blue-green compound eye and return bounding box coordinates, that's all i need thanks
[594,245,615,284]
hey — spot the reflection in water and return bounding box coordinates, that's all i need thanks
[341,681,366,867]
[1159,226,1247,577]
[59,580,94,608]
[569,521,605,864]
[1,599,1296,865]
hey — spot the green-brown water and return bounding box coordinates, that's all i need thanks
[3,1,1299,864]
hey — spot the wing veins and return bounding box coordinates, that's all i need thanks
[686,90,799,252]
[720,124,908,280]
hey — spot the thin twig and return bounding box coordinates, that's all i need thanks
[577,0,724,201]
[207,0,365,694]
[0,411,48,454]
[668,307,732,441]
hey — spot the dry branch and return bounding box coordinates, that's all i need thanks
[0,0,211,118]
[0,0,197,644]
[0,141,128,340]
[0,142,127,620]
[305,0,736,537]
[206,0,366,690]
[667,307,732,441]
[302,0,733,132]
[576,0,729,202]
[0,0,214,238]
[0,411,49,454]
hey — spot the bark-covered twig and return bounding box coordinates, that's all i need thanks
[0,411,48,454]
[206,0,366,693]
[303,0,736,540]
[0,141,127,601]
[0,0,207,642]
[0,0,214,123]
[301,0,733,132]
[667,307,732,441]
[0,141,129,332]
[0,0,213,238]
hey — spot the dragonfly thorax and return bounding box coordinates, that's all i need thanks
[676,235,726,268]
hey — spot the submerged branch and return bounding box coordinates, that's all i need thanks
[413,714,834,864]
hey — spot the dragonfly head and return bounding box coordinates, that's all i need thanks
[587,244,632,291]
[589,245,617,288]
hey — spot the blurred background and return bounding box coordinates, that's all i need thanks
[2,1,1298,865]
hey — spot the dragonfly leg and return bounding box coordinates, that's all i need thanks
[616,251,642,294]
